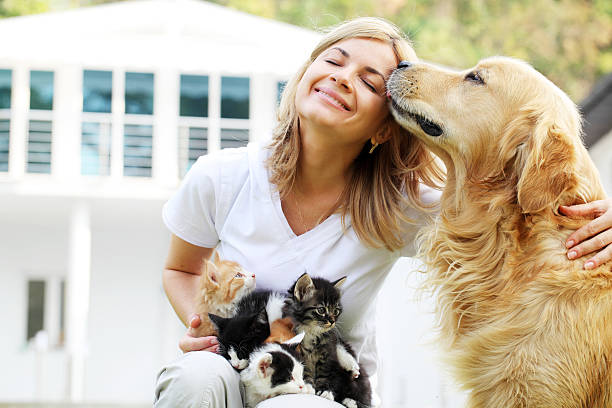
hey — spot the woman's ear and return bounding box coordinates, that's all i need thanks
[371,120,394,146]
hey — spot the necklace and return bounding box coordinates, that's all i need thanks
[291,187,343,233]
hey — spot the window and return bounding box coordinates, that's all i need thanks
[277,80,287,106]
[0,119,9,172]
[180,75,208,118]
[27,280,45,341]
[26,278,65,346]
[125,72,154,115]
[221,128,249,149]
[30,71,54,110]
[124,124,152,177]
[179,127,207,177]
[83,70,112,113]
[0,70,10,172]
[221,76,249,119]
[81,122,111,176]
[0,69,11,109]
[27,120,52,174]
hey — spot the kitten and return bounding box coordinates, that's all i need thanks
[283,273,372,408]
[192,251,255,338]
[209,290,288,370]
[241,341,314,408]
[208,308,270,370]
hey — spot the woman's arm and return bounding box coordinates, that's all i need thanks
[560,197,612,269]
[163,233,219,353]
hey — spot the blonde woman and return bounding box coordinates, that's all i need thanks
[154,17,612,408]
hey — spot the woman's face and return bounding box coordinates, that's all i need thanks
[295,37,398,147]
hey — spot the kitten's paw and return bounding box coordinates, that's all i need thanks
[349,362,360,379]
[317,390,335,400]
[231,358,248,370]
[342,398,358,408]
[302,384,315,394]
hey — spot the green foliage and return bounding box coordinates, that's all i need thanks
[1,0,610,100]
[210,0,612,101]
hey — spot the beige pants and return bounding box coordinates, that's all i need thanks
[154,351,343,408]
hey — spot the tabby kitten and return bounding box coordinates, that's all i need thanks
[192,251,255,338]
[283,273,372,408]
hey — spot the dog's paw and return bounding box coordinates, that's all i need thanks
[342,398,358,408]
[317,390,334,400]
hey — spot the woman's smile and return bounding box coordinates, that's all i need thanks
[314,86,351,112]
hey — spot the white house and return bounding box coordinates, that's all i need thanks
[0,0,323,404]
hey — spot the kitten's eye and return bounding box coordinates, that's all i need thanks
[333,308,341,316]
[235,272,243,278]
[316,307,326,315]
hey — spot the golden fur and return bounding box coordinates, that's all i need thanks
[192,252,255,338]
[388,57,612,407]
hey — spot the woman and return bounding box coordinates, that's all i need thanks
[154,17,612,408]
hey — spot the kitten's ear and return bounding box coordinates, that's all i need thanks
[294,273,315,301]
[208,313,228,332]
[332,276,347,290]
[258,353,273,378]
[206,261,219,287]
[212,249,221,266]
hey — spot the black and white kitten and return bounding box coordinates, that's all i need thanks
[241,337,314,407]
[208,308,270,370]
[283,273,372,408]
[209,289,287,370]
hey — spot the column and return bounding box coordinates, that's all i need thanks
[208,73,221,153]
[153,68,179,184]
[53,65,81,178]
[65,202,91,402]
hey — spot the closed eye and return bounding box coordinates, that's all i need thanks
[465,71,485,85]
[361,78,377,93]
[325,59,340,66]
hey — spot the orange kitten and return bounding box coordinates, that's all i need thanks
[265,317,295,344]
[192,252,255,337]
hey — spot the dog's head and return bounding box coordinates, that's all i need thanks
[387,57,603,213]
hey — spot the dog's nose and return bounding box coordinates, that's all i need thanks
[397,60,412,69]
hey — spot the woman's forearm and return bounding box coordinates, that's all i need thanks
[162,268,201,327]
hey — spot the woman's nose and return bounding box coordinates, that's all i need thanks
[397,60,412,69]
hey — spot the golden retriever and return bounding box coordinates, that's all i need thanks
[387,57,612,407]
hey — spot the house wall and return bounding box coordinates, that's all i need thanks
[589,129,612,196]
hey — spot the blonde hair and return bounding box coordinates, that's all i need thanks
[267,17,445,251]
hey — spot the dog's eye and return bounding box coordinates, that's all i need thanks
[465,71,485,85]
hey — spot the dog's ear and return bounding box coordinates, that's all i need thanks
[516,121,577,213]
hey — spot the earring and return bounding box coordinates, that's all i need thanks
[369,141,379,154]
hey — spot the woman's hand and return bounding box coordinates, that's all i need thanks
[178,314,219,353]
[560,197,612,269]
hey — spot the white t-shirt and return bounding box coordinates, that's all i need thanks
[162,142,439,380]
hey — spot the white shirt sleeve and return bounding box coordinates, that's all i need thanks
[162,154,221,248]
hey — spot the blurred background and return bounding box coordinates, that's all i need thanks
[0,0,610,407]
